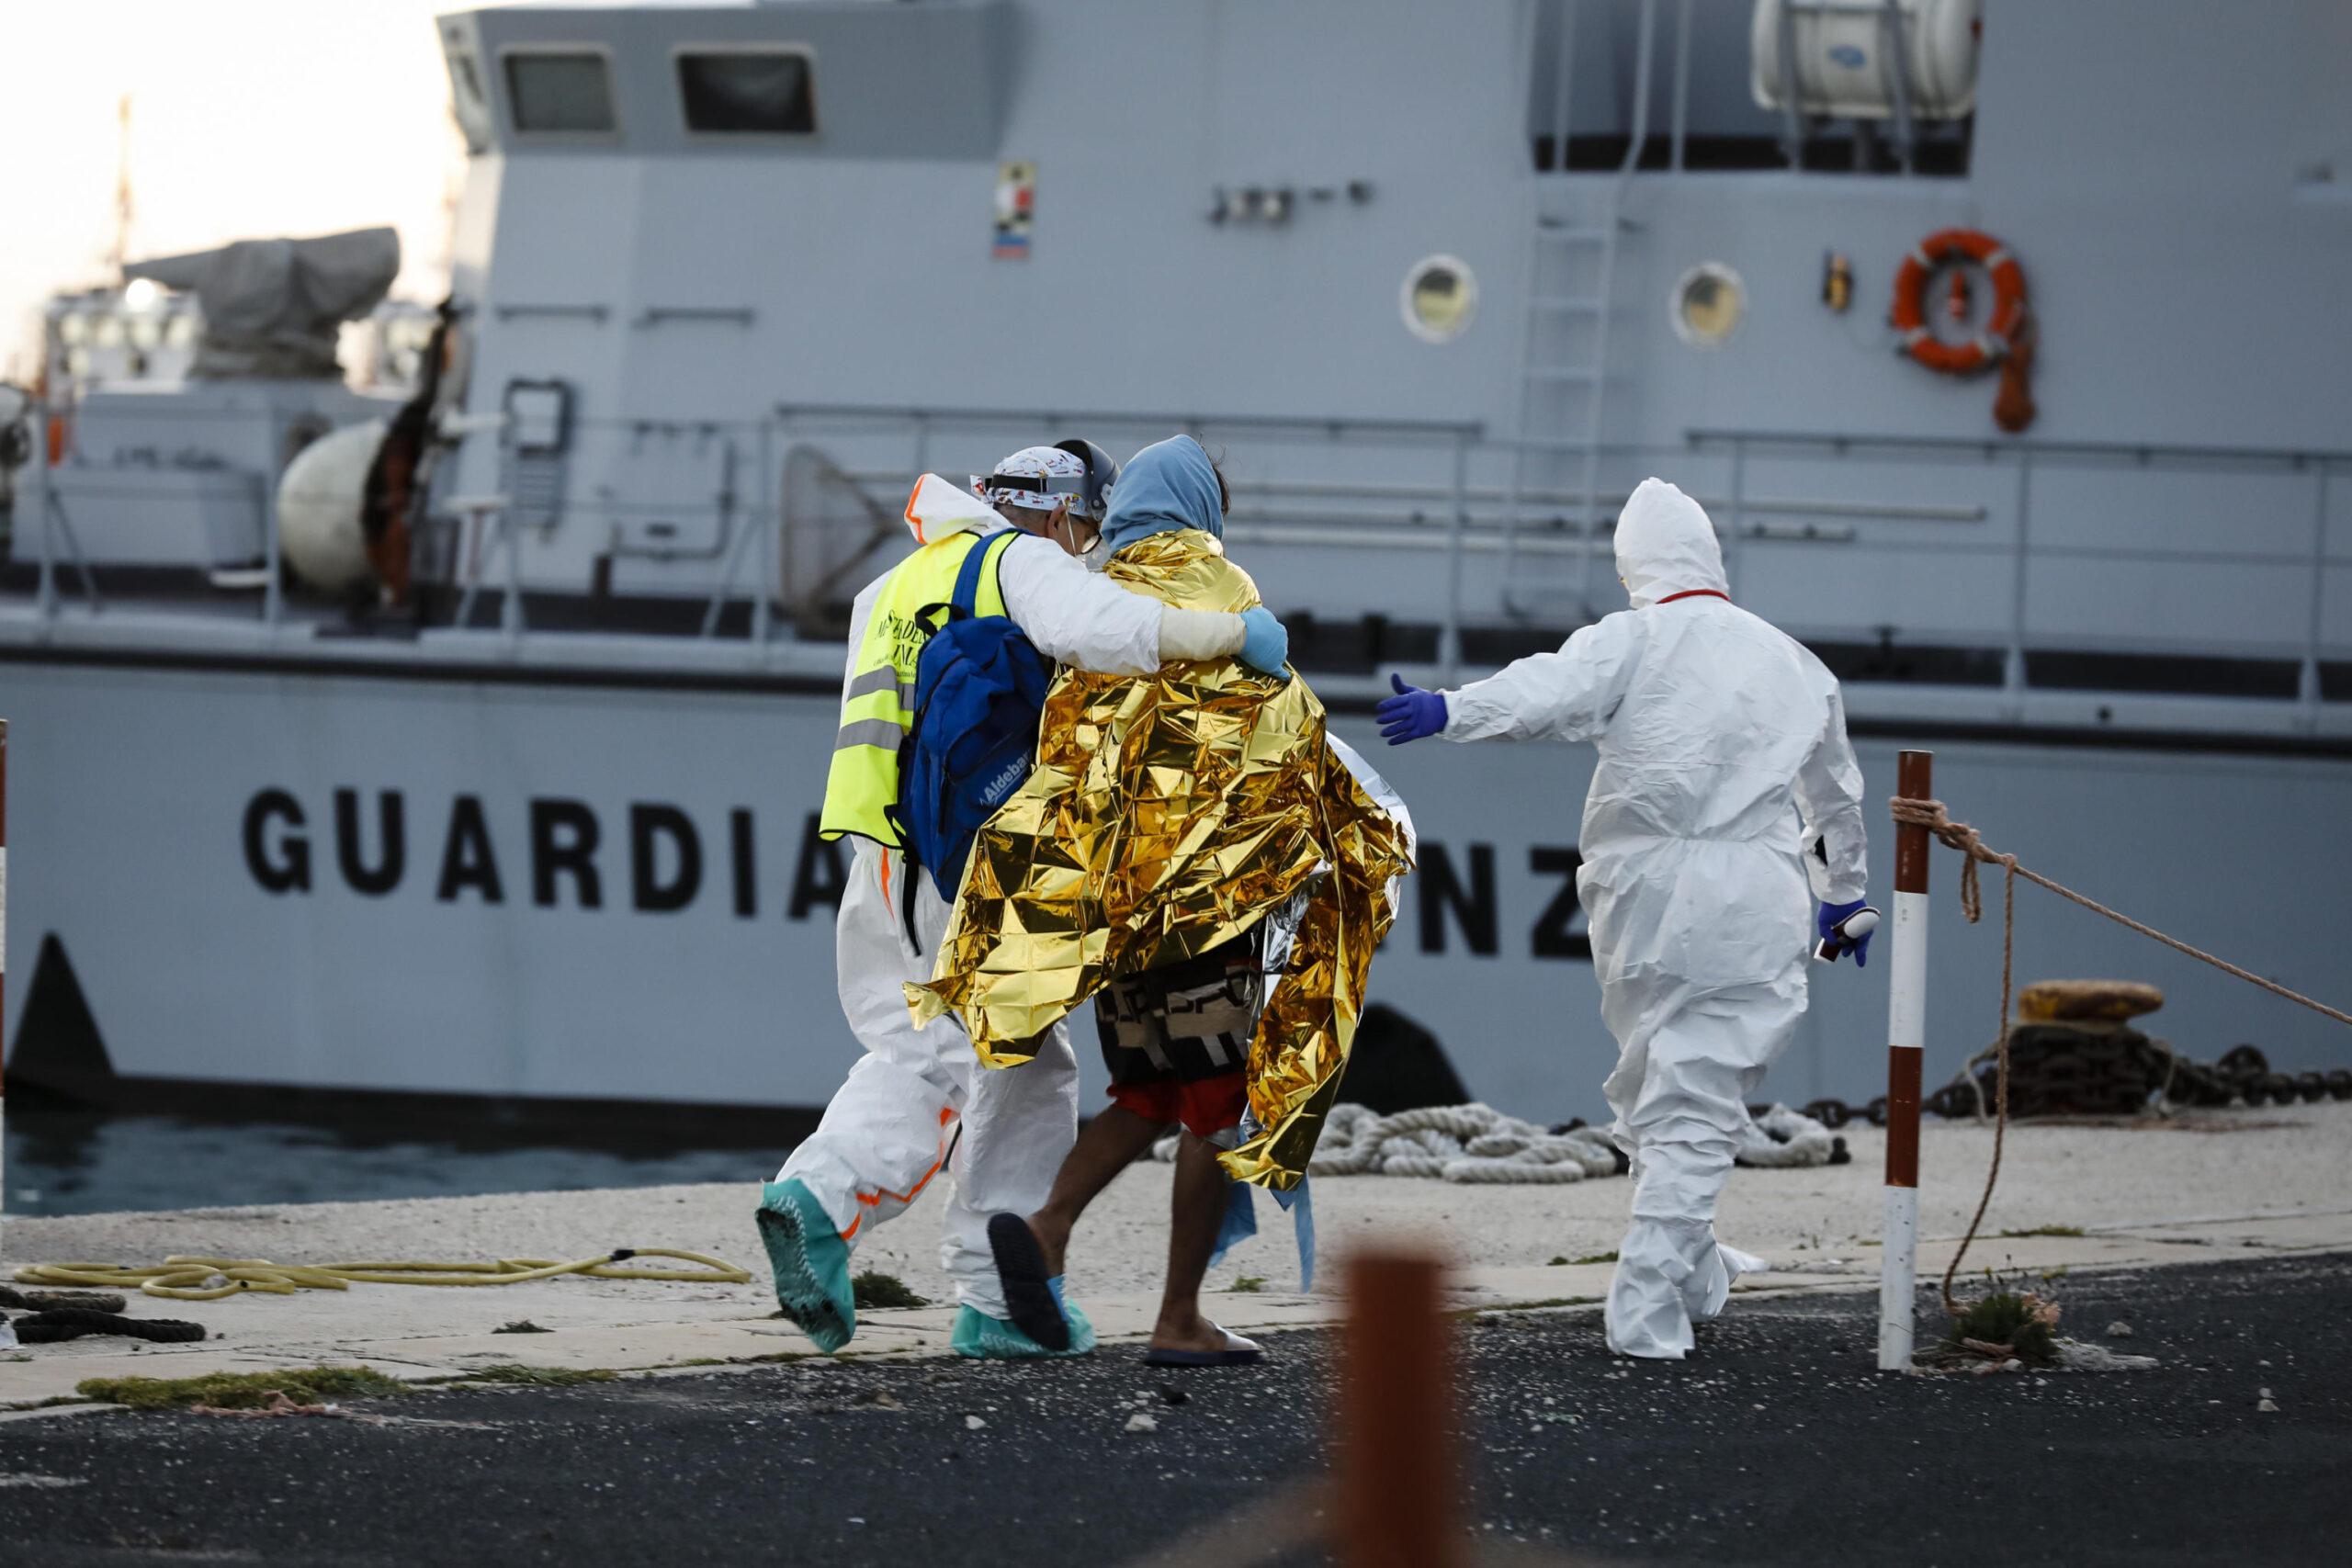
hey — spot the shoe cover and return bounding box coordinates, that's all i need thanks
[1608,1223,1771,1356]
[952,1295,1097,1359]
[757,1179,856,1353]
[1695,1243,1766,1323]
[1606,1213,1711,1359]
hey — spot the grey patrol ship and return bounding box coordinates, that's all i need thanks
[2,0,2346,1130]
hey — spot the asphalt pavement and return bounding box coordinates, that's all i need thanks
[1,1252,2344,1565]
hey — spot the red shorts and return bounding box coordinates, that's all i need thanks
[1106,1071,1249,1142]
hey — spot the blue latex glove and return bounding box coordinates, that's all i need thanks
[1376,673,1448,746]
[1238,605,1290,677]
[1817,897,1872,967]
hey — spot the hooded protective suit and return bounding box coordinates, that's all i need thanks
[778,467,1261,1327]
[1435,478,1867,1358]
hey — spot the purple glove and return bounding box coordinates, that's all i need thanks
[1376,673,1448,746]
[1817,897,1872,967]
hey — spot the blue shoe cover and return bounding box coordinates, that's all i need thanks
[952,1292,1097,1359]
[756,1179,855,1353]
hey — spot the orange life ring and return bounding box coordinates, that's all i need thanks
[1891,229,2027,376]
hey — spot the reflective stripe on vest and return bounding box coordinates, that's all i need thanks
[818,529,1014,847]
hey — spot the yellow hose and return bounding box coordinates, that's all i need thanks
[15,1248,751,1302]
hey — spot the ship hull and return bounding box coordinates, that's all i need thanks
[4,650,2348,1126]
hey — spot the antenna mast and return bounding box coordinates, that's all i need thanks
[107,95,135,281]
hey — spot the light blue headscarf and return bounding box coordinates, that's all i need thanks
[1099,434,1223,555]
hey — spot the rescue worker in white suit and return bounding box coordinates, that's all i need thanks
[761,442,1293,1359]
[1377,477,1869,1359]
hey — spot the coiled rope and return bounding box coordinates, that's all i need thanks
[13,1248,751,1303]
[1888,795,2352,1314]
[1308,1103,1623,1183]
[1150,1101,1838,1182]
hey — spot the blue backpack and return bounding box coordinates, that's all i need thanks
[889,530,1056,912]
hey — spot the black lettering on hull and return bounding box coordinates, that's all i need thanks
[334,788,406,897]
[630,803,703,913]
[1417,841,1498,956]
[243,789,311,894]
[437,795,504,904]
[1529,846,1590,959]
[530,798,604,908]
[730,809,757,919]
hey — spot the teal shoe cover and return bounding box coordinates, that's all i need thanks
[952,1292,1097,1359]
[756,1179,855,1353]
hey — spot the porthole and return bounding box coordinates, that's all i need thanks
[1401,254,1477,344]
[1671,263,1746,347]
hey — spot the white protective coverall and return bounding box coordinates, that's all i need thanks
[780,475,1253,1317]
[1437,478,1867,1359]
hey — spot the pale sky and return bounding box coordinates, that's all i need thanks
[0,0,469,380]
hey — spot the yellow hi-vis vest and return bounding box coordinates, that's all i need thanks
[818,529,1015,848]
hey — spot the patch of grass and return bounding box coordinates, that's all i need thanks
[1227,1276,1267,1294]
[1554,1249,1616,1267]
[1453,1296,1603,1322]
[463,1364,617,1387]
[1998,1224,2086,1238]
[1943,1288,2061,1368]
[852,1270,928,1310]
[492,1320,552,1335]
[77,1365,409,1412]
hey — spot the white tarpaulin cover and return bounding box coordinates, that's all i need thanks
[126,227,401,379]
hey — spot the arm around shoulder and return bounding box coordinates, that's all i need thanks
[995,537,1165,675]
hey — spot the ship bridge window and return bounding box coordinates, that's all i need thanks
[503,50,617,136]
[677,50,817,136]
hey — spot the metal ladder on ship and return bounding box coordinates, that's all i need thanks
[1502,0,1659,624]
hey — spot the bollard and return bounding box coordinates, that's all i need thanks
[1337,1249,1461,1568]
[1878,748,1931,1370]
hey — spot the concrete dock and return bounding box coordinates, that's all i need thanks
[6,1104,2348,1412]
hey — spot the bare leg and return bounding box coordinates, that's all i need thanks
[1148,1131,1234,1354]
[1025,1104,1166,1275]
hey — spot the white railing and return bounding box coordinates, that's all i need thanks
[6,393,2348,735]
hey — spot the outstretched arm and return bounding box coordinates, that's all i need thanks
[1382,615,1643,746]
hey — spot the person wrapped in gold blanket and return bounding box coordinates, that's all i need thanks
[906,434,1413,1201]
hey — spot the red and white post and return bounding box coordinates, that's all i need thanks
[1877,748,1932,1371]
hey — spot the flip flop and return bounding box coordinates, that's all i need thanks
[1143,1322,1262,1368]
[985,1212,1070,1352]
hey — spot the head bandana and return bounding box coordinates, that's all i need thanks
[976,445,1095,518]
[1613,477,1728,609]
[1099,434,1223,555]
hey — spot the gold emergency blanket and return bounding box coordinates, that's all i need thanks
[905,530,1413,1189]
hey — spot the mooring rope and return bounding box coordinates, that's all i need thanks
[1888,795,2352,1314]
[1890,797,2352,1028]
[13,1249,751,1302]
